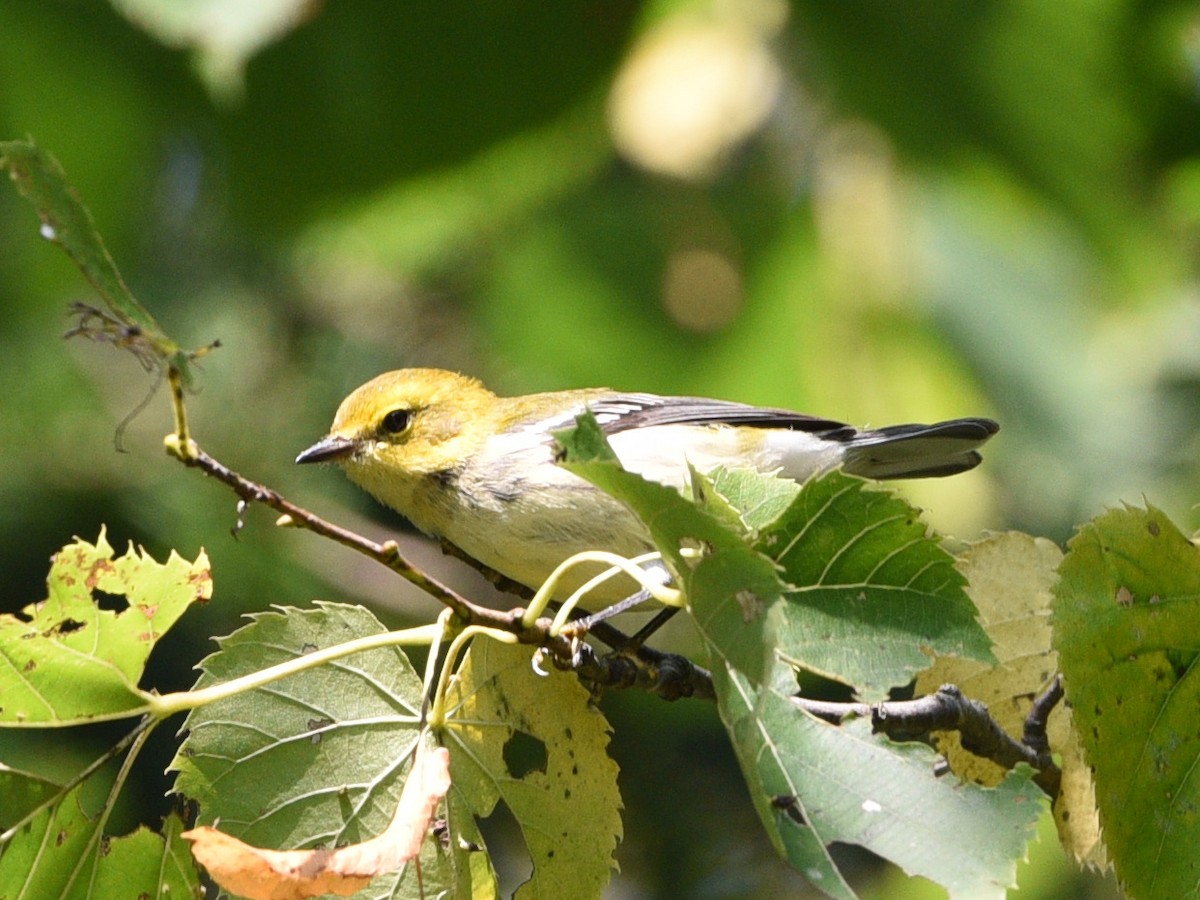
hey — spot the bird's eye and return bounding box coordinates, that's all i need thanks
[380,408,412,435]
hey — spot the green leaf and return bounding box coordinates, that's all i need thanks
[556,413,786,683]
[0,139,189,379]
[0,784,200,899]
[89,813,200,900]
[715,662,1044,899]
[172,602,433,898]
[443,639,621,900]
[1053,504,1200,898]
[0,529,211,725]
[0,763,60,831]
[763,471,993,700]
[703,465,803,533]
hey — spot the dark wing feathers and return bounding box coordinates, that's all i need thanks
[843,418,1000,479]
[588,394,853,437]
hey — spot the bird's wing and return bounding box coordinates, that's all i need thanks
[587,394,856,437]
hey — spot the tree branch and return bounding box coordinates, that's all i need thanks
[166,439,505,629]
[791,679,1064,796]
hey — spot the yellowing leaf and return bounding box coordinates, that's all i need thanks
[443,639,622,900]
[0,529,211,725]
[184,745,451,900]
[916,532,1104,867]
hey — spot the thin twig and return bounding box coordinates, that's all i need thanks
[167,437,689,667]
[168,439,505,629]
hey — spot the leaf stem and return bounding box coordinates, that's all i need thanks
[521,550,684,632]
[166,365,193,457]
[149,623,444,718]
[427,625,520,729]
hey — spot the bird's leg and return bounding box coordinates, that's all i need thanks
[568,591,680,650]
[626,606,680,647]
[563,557,680,644]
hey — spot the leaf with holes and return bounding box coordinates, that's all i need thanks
[715,661,1045,899]
[442,639,622,900]
[555,412,786,683]
[0,782,200,899]
[761,472,993,700]
[0,529,211,725]
[171,602,453,898]
[1053,504,1200,897]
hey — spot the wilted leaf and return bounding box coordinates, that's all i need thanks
[917,532,1103,867]
[1054,504,1200,895]
[443,639,621,900]
[184,745,451,899]
[0,529,210,725]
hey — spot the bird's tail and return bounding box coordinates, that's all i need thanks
[841,418,999,479]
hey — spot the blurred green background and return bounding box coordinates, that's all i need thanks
[3,0,1196,895]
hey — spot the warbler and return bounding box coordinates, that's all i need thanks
[297,369,997,602]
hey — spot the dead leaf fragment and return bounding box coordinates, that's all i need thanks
[183,744,451,900]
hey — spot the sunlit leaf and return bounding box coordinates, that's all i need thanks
[716,662,1045,899]
[0,529,210,725]
[702,465,802,533]
[443,639,621,900]
[763,471,993,700]
[172,602,437,898]
[1053,504,1200,896]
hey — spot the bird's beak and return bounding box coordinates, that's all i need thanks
[296,434,358,464]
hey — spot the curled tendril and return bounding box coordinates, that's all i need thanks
[64,302,158,372]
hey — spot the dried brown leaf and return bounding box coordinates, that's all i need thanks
[183,744,451,899]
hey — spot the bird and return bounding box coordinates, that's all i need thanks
[297,368,997,603]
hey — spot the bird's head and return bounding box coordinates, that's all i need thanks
[297,368,499,508]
